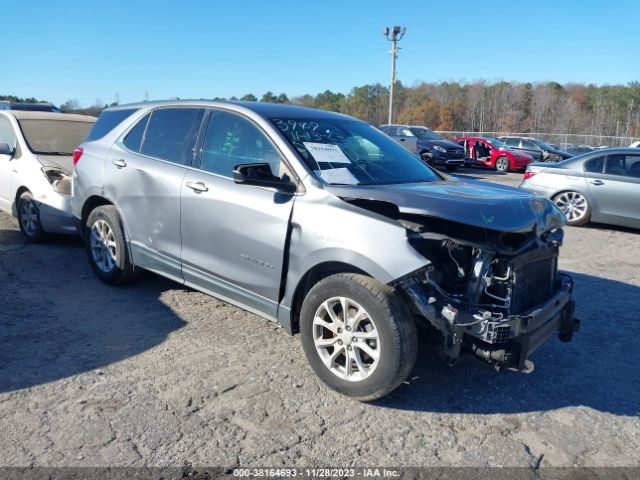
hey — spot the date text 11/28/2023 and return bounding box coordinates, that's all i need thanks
[232,468,401,478]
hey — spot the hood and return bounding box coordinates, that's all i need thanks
[420,139,461,150]
[325,178,565,236]
[37,154,74,175]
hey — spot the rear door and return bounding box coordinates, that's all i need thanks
[180,109,297,319]
[520,140,543,161]
[587,152,640,226]
[395,127,419,153]
[106,107,205,281]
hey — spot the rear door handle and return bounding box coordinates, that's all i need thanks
[185,181,209,193]
[112,159,127,168]
[590,180,604,186]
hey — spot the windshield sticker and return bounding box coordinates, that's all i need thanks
[303,142,351,164]
[314,168,359,185]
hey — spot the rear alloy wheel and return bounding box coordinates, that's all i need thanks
[17,191,46,242]
[553,191,591,226]
[86,206,139,285]
[300,273,417,401]
[495,156,510,172]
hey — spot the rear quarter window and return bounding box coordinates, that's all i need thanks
[86,108,138,142]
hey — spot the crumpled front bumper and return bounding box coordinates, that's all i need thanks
[468,274,579,371]
[401,273,580,372]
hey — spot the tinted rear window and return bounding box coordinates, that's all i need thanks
[140,108,205,165]
[123,113,150,152]
[86,108,138,142]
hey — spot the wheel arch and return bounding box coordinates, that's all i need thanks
[287,261,372,334]
[80,195,114,237]
[12,186,30,216]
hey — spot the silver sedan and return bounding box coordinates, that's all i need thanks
[520,148,640,228]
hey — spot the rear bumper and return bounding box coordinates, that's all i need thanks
[519,183,555,199]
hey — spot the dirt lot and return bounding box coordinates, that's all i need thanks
[0,168,639,468]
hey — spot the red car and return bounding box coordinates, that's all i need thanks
[454,136,534,172]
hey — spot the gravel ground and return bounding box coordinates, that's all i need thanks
[0,167,639,468]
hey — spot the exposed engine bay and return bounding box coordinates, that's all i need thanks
[392,214,579,371]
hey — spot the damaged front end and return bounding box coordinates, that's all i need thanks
[328,180,580,372]
[393,215,580,372]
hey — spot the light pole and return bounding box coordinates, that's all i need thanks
[382,26,406,125]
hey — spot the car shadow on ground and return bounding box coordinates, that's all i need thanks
[0,235,187,393]
[376,272,640,416]
[584,223,640,235]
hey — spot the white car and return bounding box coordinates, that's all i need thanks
[0,110,95,241]
[630,140,640,148]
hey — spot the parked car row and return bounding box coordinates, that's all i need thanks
[378,124,466,170]
[0,100,581,400]
[378,124,583,172]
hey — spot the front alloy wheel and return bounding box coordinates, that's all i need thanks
[300,273,417,401]
[17,191,45,242]
[313,296,381,382]
[553,191,590,226]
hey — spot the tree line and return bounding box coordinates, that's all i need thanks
[4,80,640,140]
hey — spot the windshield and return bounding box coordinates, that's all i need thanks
[486,138,509,150]
[18,119,94,155]
[533,139,556,151]
[272,118,441,185]
[410,127,442,141]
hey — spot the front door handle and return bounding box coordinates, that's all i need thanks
[399,138,406,142]
[591,180,605,186]
[185,181,209,193]
[112,159,127,168]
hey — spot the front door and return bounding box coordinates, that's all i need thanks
[588,152,640,227]
[180,109,296,319]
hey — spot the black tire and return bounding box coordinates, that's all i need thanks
[445,165,458,172]
[17,191,46,243]
[420,152,433,165]
[552,191,591,226]
[495,156,510,172]
[85,205,139,285]
[299,273,418,401]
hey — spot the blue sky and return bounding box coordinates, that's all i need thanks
[4,0,639,106]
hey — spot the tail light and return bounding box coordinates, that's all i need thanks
[72,147,84,165]
[523,171,537,180]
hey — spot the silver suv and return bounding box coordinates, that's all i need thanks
[72,101,579,400]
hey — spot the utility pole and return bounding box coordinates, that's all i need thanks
[382,26,406,125]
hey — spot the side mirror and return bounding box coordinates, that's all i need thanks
[0,142,15,156]
[233,163,297,194]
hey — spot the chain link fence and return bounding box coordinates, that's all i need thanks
[434,131,638,148]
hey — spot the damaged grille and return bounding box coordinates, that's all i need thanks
[490,324,511,343]
[510,250,557,314]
